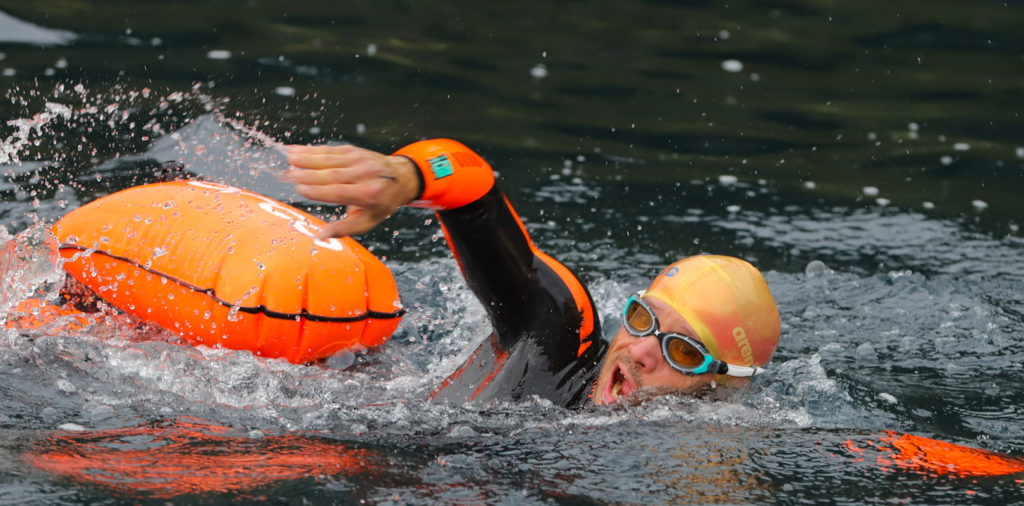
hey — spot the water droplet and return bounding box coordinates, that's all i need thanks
[721,59,743,72]
[207,49,232,60]
[862,186,879,197]
[530,64,548,79]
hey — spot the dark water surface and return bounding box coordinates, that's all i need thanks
[1,1,1023,504]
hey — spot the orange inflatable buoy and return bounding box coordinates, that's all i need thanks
[51,180,403,363]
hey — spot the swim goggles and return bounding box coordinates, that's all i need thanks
[622,291,763,377]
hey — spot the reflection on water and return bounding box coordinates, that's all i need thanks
[1,0,1023,503]
[24,418,376,498]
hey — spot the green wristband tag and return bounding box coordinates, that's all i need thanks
[428,155,454,179]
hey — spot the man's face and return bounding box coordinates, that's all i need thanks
[593,296,718,406]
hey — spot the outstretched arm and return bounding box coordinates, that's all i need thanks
[284,139,597,352]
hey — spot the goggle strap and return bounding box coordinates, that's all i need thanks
[721,363,764,378]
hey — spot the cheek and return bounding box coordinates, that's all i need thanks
[606,328,632,353]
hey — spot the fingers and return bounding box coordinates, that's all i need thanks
[283,144,356,156]
[283,144,418,237]
[283,167,360,186]
[286,150,361,171]
[293,182,378,207]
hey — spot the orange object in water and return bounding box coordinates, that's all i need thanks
[5,298,93,334]
[23,418,373,498]
[845,431,1024,478]
[51,180,403,363]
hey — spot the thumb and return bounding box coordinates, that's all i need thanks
[317,208,381,239]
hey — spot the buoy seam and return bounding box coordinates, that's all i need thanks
[59,244,406,322]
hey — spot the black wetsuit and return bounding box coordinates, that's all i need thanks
[396,139,606,408]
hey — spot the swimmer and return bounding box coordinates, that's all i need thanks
[283,139,780,407]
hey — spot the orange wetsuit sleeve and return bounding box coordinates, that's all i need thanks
[393,139,496,210]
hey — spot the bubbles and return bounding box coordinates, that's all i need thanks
[855,342,877,362]
[804,260,832,278]
[529,64,548,79]
[861,186,879,197]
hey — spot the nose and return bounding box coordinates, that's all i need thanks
[627,334,664,373]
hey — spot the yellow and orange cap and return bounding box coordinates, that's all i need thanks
[644,255,780,368]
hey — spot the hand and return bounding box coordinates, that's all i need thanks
[281,144,420,239]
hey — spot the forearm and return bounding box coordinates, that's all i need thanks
[394,139,596,347]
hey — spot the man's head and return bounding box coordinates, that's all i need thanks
[593,255,780,405]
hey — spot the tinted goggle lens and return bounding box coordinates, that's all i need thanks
[664,335,707,368]
[624,297,655,335]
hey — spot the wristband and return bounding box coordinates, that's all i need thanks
[393,139,495,210]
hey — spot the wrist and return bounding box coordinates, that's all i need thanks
[386,155,422,206]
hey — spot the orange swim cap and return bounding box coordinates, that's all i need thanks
[644,255,780,368]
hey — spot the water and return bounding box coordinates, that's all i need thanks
[2,1,1023,503]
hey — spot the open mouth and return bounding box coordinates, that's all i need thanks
[604,362,635,404]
